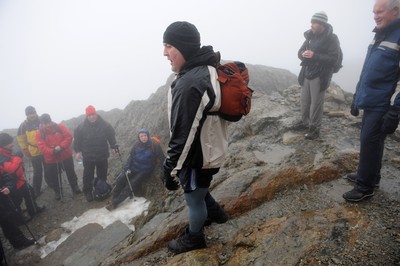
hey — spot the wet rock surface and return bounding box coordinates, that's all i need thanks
[2,65,400,265]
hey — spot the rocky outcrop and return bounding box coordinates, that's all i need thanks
[94,65,400,265]
[10,63,400,265]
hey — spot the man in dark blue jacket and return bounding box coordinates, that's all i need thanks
[343,0,400,202]
[106,128,165,210]
[73,105,118,202]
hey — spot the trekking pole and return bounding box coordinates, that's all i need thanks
[6,195,37,243]
[0,238,8,266]
[56,162,64,202]
[26,183,38,214]
[116,148,134,198]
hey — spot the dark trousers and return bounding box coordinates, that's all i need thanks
[111,171,150,206]
[356,110,386,193]
[82,159,108,194]
[30,155,46,196]
[45,156,79,193]
[0,202,29,249]
[12,183,39,217]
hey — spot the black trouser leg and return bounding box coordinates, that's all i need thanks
[30,155,44,195]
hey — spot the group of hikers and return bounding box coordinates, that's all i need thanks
[1,0,400,261]
[0,104,166,258]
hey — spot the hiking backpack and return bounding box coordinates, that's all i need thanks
[92,177,111,201]
[212,52,253,122]
[332,39,343,74]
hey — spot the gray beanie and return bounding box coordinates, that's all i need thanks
[311,11,328,24]
[163,21,201,60]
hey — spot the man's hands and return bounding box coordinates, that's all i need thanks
[0,187,10,195]
[381,106,400,134]
[350,94,359,117]
[163,169,179,191]
[53,146,62,155]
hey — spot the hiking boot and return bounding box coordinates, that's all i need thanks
[105,202,117,211]
[305,127,320,140]
[204,204,229,227]
[14,238,35,250]
[344,172,357,183]
[291,120,308,130]
[85,192,93,202]
[168,228,206,254]
[343,188,375,202]
[344,172,380,188]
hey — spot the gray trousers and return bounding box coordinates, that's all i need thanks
[301,77,325,129]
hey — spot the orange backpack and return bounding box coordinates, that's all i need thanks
[211,52,253,122]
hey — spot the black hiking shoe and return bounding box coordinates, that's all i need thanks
[105,201,117,211]
[14,238,35,250]
[168,228,206,254]
[204,205,229,227]
[344,173,380,188]
[343,188,375,202]
[305,127,320,140]
[291,120,308,130]
[85,193,93,202]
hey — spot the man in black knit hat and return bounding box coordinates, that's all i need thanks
[17,106,47,197]
[162,21,229,254]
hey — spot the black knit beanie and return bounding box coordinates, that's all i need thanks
[163,21,201,60]
[0,133,14,147]
[25,106,36,115]
[40,113,52,124]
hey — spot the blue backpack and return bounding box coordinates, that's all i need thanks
[92,177,111,201]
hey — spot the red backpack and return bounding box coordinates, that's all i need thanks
[212,52,253,122]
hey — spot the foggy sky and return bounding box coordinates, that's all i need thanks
[0,0,375,130]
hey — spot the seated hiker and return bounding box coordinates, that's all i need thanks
[0,133,45,221]
[106,128,165,210]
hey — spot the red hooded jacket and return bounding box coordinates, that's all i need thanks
[35,123,73,164]
[0,147,26,189]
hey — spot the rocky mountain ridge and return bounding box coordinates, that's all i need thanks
[6,63,400,265]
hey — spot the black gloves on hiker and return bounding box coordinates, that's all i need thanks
[163,169,179,191]
[381,106,400,134]
[53,146,62,155]
[350,94,359,117]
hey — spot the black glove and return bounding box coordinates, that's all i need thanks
[350,94,359,117]
[163,169,179,191]
[381,106,400,134]
[53,146,62,155]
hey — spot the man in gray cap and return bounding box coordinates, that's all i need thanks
[294,11,341,140]
[17,106,47,197]
[162,21,229,254]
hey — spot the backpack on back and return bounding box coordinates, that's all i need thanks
[333,39,343,74]
[212,52,253,122]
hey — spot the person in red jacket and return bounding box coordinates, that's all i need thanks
[35,114,81,200]
[0,133,45,221]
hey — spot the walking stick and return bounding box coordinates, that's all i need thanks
[0,238,8,266]
[56,162,64,202]
[116,148,134,198]
[6,195,37,243]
